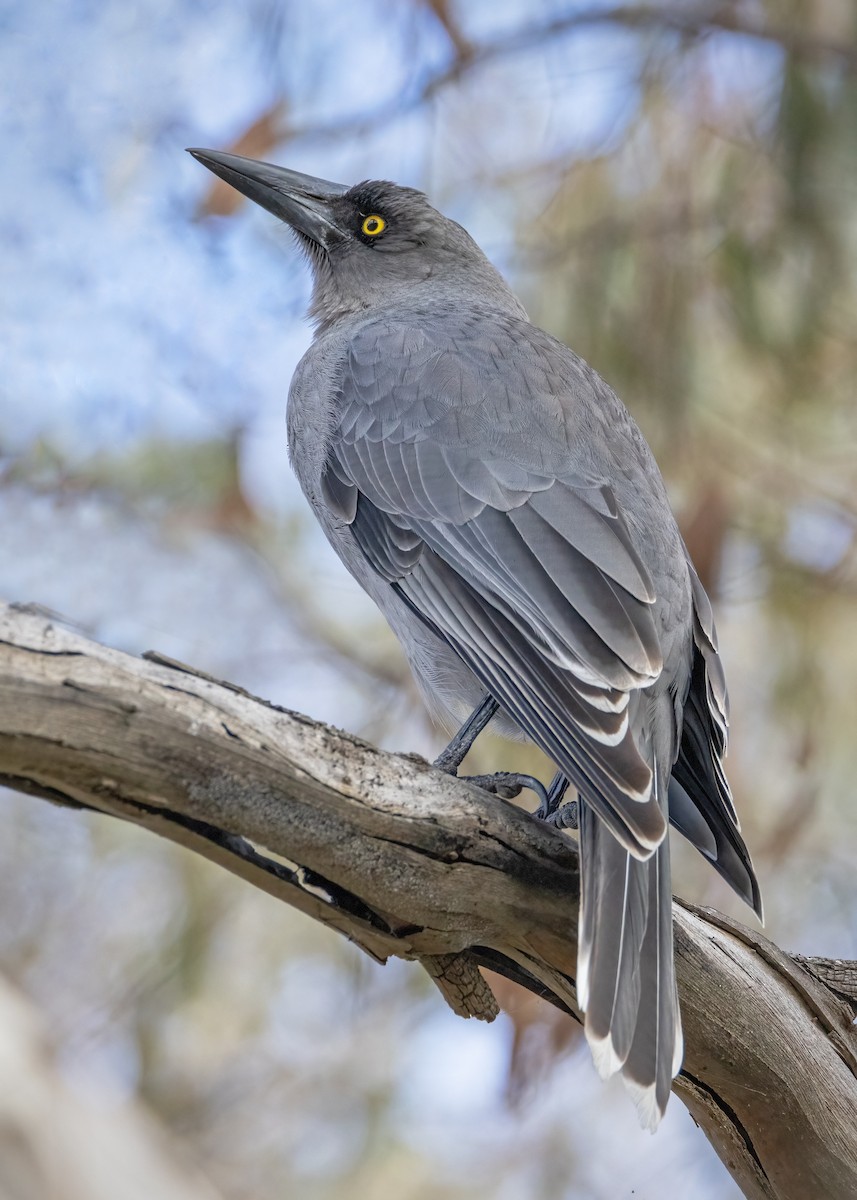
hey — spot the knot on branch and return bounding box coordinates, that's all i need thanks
[421,952,500,1020]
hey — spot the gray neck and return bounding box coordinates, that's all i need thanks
[309,258,528,334]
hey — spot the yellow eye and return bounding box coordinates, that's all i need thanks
[361,214,386,237]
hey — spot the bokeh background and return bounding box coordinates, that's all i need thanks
[3,1,857,1197]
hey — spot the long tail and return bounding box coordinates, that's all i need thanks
[577,776,681,1131]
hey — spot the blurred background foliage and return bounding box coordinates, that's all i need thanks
[2,1,857,1197]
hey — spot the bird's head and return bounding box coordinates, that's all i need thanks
[188,149,522,329]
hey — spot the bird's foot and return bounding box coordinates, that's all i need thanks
[534,771,578,829]
[435,727,577,824]
[543,800,579,830]
[459,771,549,809]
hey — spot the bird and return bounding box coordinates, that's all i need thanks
[187,147,762,1129]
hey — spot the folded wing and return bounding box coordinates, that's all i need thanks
[322,315,671,855]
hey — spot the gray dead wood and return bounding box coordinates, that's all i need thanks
[0,600,856,1200]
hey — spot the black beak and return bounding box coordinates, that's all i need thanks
[187,148,349,246]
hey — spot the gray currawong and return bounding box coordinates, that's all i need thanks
[187,148,762,1129]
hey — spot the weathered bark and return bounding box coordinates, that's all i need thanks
[0,601,855,1200]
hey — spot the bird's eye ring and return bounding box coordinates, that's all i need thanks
[361,215,386,237]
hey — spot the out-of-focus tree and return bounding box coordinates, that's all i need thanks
[2,2,857,1198]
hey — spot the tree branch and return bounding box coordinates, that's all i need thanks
[1,600,856,1199]
[277,3,856,150]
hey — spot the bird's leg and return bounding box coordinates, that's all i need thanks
[433,695,550,811]
[535,770,579,829]
[433,694,499,773]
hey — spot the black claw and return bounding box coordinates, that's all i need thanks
[461,771,549,809]
[535,770,570,821]
[534,772,578,828]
